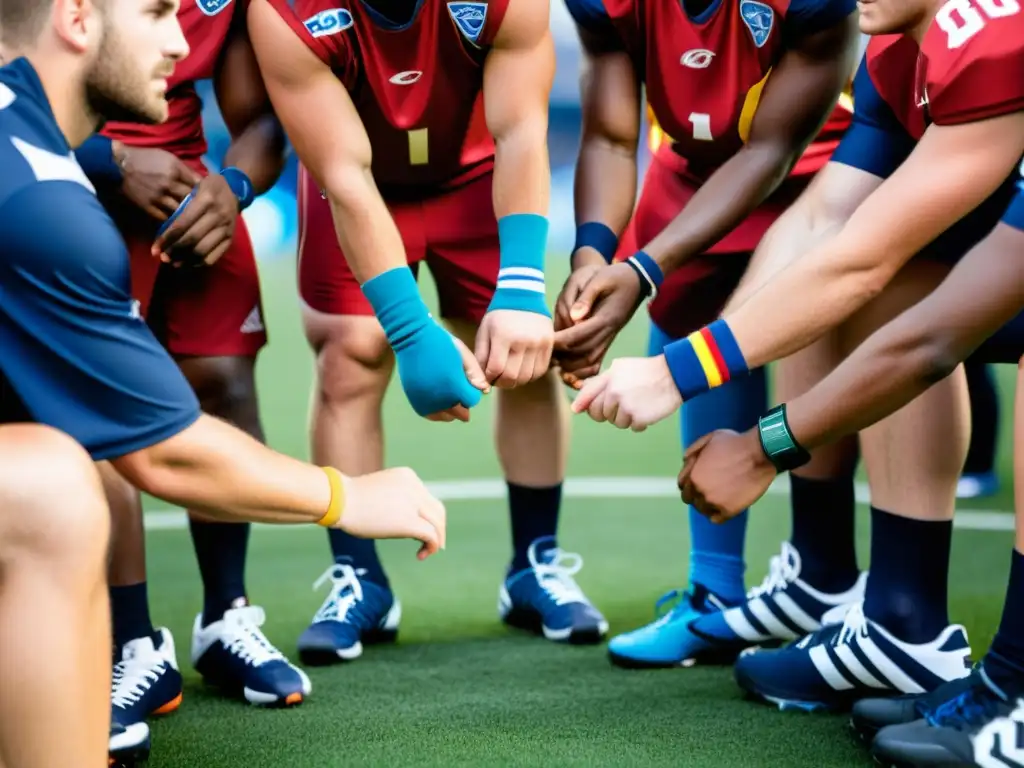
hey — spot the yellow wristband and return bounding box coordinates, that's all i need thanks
[317,467,346,527]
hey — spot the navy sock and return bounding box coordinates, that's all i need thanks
[789,474,859,593]
[189,519,250,627]
[110,583,159,653]
[964,359,999,475]
[862,506,951,644]
[327,529,390,589]
[984,549,1024,696]
[509,482,562,573]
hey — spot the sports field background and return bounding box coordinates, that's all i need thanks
[139,251,1018,767]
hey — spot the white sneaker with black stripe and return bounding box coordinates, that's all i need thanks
[688,542,866,654]
[734,602,973,712]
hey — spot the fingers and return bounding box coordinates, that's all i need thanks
[420,495,446,550]
[683,433,714,460]
[482,333,510,385]
[456,336,490,393]
[494,347,525,389]
[571,372,610,414]
[175,161,202,188]
[568,273,611,323]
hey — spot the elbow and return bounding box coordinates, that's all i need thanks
[911,333,964,386]
[113,448,175,501]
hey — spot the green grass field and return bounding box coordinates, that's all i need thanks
[141,254,1018,767]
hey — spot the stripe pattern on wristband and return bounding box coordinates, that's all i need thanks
[663,319,749,400]
[625,251,664,299]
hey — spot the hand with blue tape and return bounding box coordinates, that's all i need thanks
[152,167,254,268]
[475,214,555,389]
[363,267,490,420]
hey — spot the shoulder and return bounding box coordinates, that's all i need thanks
[922,3,1024,124]
[255,0,355,67]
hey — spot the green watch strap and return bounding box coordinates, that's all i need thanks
[757,404,811,473]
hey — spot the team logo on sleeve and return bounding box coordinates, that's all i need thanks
[739,0,774,47]
[304,8,355,37]
[195,0,233,15]
[447,2,488,44]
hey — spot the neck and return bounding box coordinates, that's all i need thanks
[19,50,98,148]
[906,2,938,43]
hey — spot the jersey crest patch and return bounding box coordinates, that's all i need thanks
[739,0,774,47]
[447,2,488,44]
[303,8,355,37]
[195,0,233,15]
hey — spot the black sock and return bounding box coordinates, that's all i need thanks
[984,549,1024,697]
[189,519,250,626]
[110,583,158,653]
[327,529,389,589]
[508,482,562,573]
[862,506,951,644]
[788,474,859,593]
[964,359,999,475]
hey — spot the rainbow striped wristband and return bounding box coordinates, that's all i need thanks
[663,319,749,400]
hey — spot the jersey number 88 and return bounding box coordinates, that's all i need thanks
[935,0,1020,49]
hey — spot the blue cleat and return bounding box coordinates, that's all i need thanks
[297,561,400,666]
[108,721,150,766]
[110,629,183,733]
[734,602,973,713]
[688,543,867,657]
[191,605,311,707]
[499,537,608,644]
[608,584,737,668]
[957,471,1000,499]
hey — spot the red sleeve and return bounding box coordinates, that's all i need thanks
[262,0,358,86]
[924,9,1024,125]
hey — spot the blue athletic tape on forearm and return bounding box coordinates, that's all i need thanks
[361,267,431,349]
[573,222,618,263]
[662,320,749,400]
[625,250,664,299]
[220,167,255,212]
[74,135,122,184]
[490,213,550,316]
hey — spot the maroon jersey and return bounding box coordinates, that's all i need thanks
[866,0,1024,140]
[102,0,242,160]
[566,0,855,182]
[267,0,510,197]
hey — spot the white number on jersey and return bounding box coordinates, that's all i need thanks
[935,0,1020,48]
[688,112,714,141]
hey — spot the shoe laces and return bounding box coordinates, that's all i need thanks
[219,606,286,667]
[748,542,802,599]
[794,601,865,650]
[312,562,367,623]
[528,542,587,607]
[111,645,164,709]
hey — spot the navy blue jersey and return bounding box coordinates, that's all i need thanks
[0,58,200,460]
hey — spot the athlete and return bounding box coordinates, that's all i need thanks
[0,0,445,759]
[554,0,860,668]
[72,0,305,744]
[680,178,1024,767]
[574,0,1024,711]
[249,0,607,657]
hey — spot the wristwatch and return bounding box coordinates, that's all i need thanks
[757,404,811,472]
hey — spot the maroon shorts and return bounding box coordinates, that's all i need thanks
[111,160,267,358]
[297,165,499,324]
[617,146,811,339]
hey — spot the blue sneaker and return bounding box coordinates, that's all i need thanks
[688,543,867,657]
[735,602,973,713]
[957,471,1000,499]
[108,721,150,766]
[297,561,400,665]
[191,605,312,706]
[110,629,183,732]
[499,537,608,644]
[872,667,1023,767]
[608,585,736,668]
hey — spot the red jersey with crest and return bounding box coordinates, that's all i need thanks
[266,0,509,198]
[101,0,242,161]
[565,0,856,182]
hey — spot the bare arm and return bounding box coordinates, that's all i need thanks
[215,5,287,195]
[643,15,860,276]
[247,0,405,282]
[570,35,641,268]
[785,221,1024,449]
[723,112,1024,368]
[484,0,554,220]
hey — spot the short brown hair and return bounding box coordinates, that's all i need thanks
[0,0,54,48]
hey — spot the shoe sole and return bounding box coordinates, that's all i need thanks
[501,607,608,646]
[298,627,399,667]
[608,642,742,670]
[734,664,850,713]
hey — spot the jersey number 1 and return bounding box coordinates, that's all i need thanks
[688,113,714,141]
[935,0,1020,48]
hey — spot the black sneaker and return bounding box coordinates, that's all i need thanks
[851,671,977,743]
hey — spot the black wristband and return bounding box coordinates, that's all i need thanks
[757,404,811,473]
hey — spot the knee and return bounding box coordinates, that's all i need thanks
[179,357,260,431]
[0,426,110,568]
[315,326,394,405]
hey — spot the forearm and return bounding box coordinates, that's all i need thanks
[493,121,549,218]
[112,414,331,525]
[222,114,287,196]
[571,137,637,267]
[644,143,794,275]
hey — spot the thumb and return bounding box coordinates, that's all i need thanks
[569,274,608,323]
[571,372,608,414]
[456,374,483,408]
[408,517,441,560]
[459,338,491,394]
[683,432,714,461]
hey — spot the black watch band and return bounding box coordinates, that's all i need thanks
[757,404,811,472]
